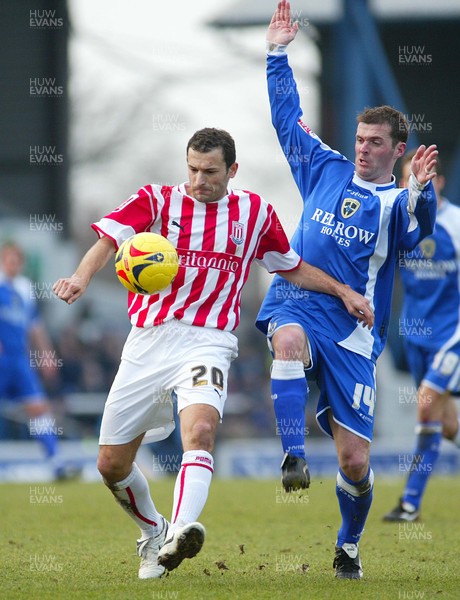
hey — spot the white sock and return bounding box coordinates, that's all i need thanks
[170,450,213,532]
[271,359,305,379]
[106,462,162,540]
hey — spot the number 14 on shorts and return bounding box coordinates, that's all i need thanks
[352,383,375,417]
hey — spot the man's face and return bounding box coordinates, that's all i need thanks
[354,122,406,183]
[186,147,238,203]
[0,246,24,278]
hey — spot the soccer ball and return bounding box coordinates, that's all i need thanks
[115,232,179,294]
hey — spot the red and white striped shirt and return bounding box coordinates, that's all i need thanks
[92,183,301,331]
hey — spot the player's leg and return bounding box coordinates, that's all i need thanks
[384,385,444,522]
[314,340,375,579]
[400,384,444,513]
[270,323,310,491]
[158,403,218,571]
[331,419,371,580]
[10,358,68,478]
[442,395,460,444]
[24,399,59,460]
[97,325,175,579]
[385,344,460,522]
[158,324,238,572]
[97,434,169,579]
[171,403,219,528]
[98,434,164,533]
[439,343,460,445]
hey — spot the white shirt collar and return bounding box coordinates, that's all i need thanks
[352,173,396,193]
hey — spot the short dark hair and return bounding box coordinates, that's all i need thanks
[187,128,236,170]
[357,105,409,146]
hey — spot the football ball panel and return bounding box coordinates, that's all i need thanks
[115,232,179,295]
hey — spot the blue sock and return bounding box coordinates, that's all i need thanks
[38,431,58,458]
[336,467,374,547]
[271,360,308,458]
[29,415,58,459]
[403,422,442,510]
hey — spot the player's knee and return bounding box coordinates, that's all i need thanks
[97,451,131,483]
[272,327,306,362]
[418,402,434,423]
[25,402,50,418]
[183,419,215,452]
[338,450,369,481]
[417,386,440,422]
[442,419,458,440]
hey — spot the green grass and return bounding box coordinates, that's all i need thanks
[3,476,460,599]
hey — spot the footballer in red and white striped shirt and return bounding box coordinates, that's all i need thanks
[92,181,300,331]
[53,128,373,580]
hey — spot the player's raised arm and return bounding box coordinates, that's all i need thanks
[280,261,374,329]
[267,1,299,47]
[266,1,327,197]
[53,235,116,305]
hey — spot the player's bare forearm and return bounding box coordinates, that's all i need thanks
[53,236,116,305]
[267,1,298,46]
[280,261,374,328]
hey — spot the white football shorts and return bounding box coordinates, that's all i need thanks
[99,319,238,445]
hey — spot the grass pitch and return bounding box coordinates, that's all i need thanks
[3,476,460,600]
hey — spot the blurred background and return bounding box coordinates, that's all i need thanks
[0,0,459,481]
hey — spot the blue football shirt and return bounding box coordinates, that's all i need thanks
[256,53,436,363]
[0,274,39,356]
[399,198,460,350]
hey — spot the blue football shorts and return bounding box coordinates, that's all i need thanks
[0,355,44,404]
[267,309,376,442]
[404,338,460,395]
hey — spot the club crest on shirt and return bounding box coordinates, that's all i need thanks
[341,198,361,219]
[230,221,245,245]
[419,238,436,259]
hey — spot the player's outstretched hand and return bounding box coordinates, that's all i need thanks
[267,1,299,46]
[338,285,374,329]
[53,275,88,305]
[410,144,438,186]
[53,237,115,305]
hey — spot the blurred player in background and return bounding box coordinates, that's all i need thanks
[256,1,438,579]
[384,151,460,522]
[54,127,373,580]
[0,241,73,480]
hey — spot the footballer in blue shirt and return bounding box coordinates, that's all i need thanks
[256,1,438,579]
[0,242,78,480]
[384,152,460,523]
